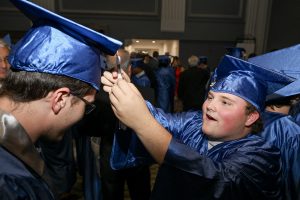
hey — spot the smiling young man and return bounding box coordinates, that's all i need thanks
[101,55,295,199]
[202,91,259,141]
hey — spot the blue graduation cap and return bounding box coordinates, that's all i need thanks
[198,56,208,65]
[225,47,245,59]
[130,58,145,69]
[2,34,12,48]
[249,44,300,101]
[8,0,122,90]
[210,55,295,112]
[158,55,171,66]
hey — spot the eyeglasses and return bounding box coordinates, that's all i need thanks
[71,93,96,114]
[0,57,9,63]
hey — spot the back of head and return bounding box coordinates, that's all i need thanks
[188,55,199,67]
[226,47,245,59]
[131,58,145,70]
[158,55,171,67]
[4,0,122,101]
[153,51,159,58]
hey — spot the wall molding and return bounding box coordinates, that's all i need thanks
[58,0,159,16]
[187,0,244,19]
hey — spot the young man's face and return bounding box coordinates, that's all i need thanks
[202,91,254,141]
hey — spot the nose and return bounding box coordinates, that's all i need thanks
[204,99,215,112]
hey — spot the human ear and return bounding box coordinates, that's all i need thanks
[51,88,71,114]
[245,111,260,127]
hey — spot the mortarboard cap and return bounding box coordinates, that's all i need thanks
[8,0,122,90]
[130,58,145,69]
[2,34,12,48]
[198,56,208,65]
[249,44,300,101]
[210,55,294,112]
[158,55,171,66]
[225,47,245,59]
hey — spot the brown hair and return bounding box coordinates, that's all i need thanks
[0,70,93,102]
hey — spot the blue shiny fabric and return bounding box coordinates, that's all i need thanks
[249,44,300,79]
[260,111,300,200]
[267,79,300,101]
[110,102,283,199]
[295,113,300,126]
[9,26,102,90]
[249,44,300,101]
[211,70,266,112]
[155,66,176,112]
[132,73,151,87]
[211,55,295,112]
[8,0,122,90]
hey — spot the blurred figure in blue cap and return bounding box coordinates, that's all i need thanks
[198,56,209,71]
[155,55,176,112]
[131,58,151,87]
[0,0,121,199]
[249,44,300,200]
[226,47,246,59]
[0,37,11,79]
[100,55,294,199]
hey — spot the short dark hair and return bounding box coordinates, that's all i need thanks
[0,70,93,102]
[266,95,299,108]
[153,51,159,58]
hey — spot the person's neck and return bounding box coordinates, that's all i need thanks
[0,97,40,143]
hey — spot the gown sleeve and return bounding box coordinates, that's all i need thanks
[152,136,282,199]
[110,101,205,170]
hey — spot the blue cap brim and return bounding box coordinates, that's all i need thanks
[249,44,300,79]
[267,79,300,101]
[249,44,300,99]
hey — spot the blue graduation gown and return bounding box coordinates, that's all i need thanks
[261,111,300,200]
[0,111,54,200]
[155,66,176,112]
[110,102,283,199]
[132,72,151,88]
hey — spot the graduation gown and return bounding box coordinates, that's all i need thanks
[155,66,176,112]
[261,111,300,200]
[110,102,283,200]
[0,110,54,199]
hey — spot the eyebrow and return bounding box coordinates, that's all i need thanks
[219,95,236,103]
[209,91,236,103]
